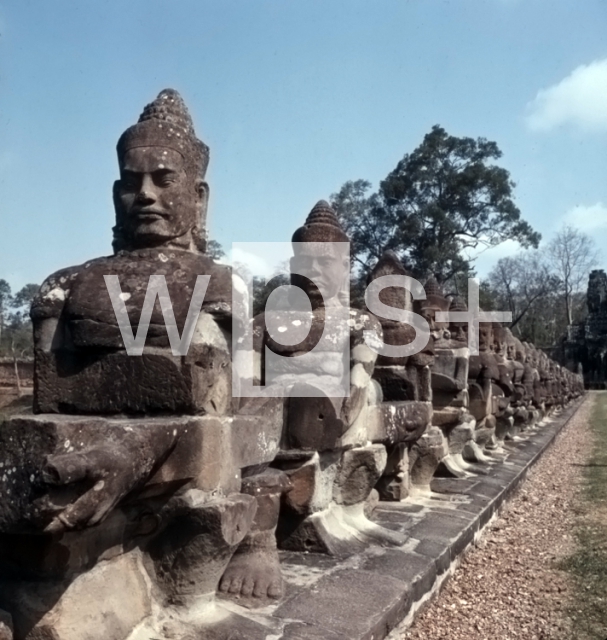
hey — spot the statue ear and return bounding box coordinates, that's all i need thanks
[192,180,210,254]
[196,179,209,205]
[112,180,127,254]
[112,179,122,210]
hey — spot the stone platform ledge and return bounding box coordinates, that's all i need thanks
[215,398,585,640]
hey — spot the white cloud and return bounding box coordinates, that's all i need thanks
[563,202,607,232]
[229,243,293,279]
[526,59,607,132]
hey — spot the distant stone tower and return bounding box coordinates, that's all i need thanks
[562,269,607,389]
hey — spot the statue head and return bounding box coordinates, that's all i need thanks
[368,250,416,365]
[504,329,517,361]
[524,342,538,368]
[416,277,450,339]
[492,324,507,357]
[448,296,469,347]
[290,200,350,308]
[368,251,411,315]
[478,316,493,352]
[113,89,210,253]
[538,350,549,375]
[513,336,526,363]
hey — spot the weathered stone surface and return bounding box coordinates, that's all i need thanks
[368,401,432,445]
[375,443,410,501]
[5,550,151,640]
[148,492,256,607]
[0,412,280,538]
[413,538,451,576]
[408,425,448,492]
[361,548,433,604]
[333,445,386,506]
[281,623,350,639]
[275,568,409,639]
[285,387,346,452]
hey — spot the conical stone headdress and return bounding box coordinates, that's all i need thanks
[420,276,450,311]
[117,89,209,178]
[449,296,468,313]
[292,200,349,244]
[368,250,410,312]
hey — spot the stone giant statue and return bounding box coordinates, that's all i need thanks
[0,89,281,640]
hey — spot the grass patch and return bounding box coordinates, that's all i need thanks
[560,392,607,639]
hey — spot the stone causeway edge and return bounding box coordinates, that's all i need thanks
[215,398,585,640]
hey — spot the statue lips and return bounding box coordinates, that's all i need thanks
[132,208,169,221]
[130,208,171,235]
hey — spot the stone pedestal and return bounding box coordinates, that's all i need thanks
[277,444,405,554]
[367,401,433,501]
[408,426,448,495]
[0,411,282,639]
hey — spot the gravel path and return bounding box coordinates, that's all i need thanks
[399,395,595,640]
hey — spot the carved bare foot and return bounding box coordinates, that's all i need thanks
[218,531,283,600]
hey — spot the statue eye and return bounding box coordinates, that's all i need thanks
[158,175,176,187]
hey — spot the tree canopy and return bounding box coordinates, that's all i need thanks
[547,225,600,325]
[484,225,600,345]
[331,125,540,284]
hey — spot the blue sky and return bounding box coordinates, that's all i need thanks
[1,0,606,291]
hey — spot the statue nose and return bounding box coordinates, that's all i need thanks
[137,189,156,204]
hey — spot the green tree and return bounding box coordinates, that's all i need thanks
[331,125,540,284]
[0,279,12,348]
[207,239,225,261]
[12,283,39,310]
[0,283,39,358]
[487,252,561,343]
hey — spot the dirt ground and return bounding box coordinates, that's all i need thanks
[398,395,596,640]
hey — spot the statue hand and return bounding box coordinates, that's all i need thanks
[42,445,145,533]
[40,425,178,534]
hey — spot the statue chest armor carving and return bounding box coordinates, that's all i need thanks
[59,249,231,349]
[259,308,357,386]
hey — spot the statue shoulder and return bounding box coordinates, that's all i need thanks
[349,308,382,350]
[349,308,381,331]
[31,257,109,320]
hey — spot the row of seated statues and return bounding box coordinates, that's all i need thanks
[0,90,584,640]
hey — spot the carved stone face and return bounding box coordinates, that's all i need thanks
[479,324,492,351]
[493,330,506,356]
[418,306,435,331]
[506,340,516,361]
[290,243,349,307]
[418,305,449,342]
[449,321,468,345]
[117,147,207,248]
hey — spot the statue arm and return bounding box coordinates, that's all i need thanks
[42,424,181,534]
[341,311,381,427]
[453,355,468,391]
[31,266,82,351]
